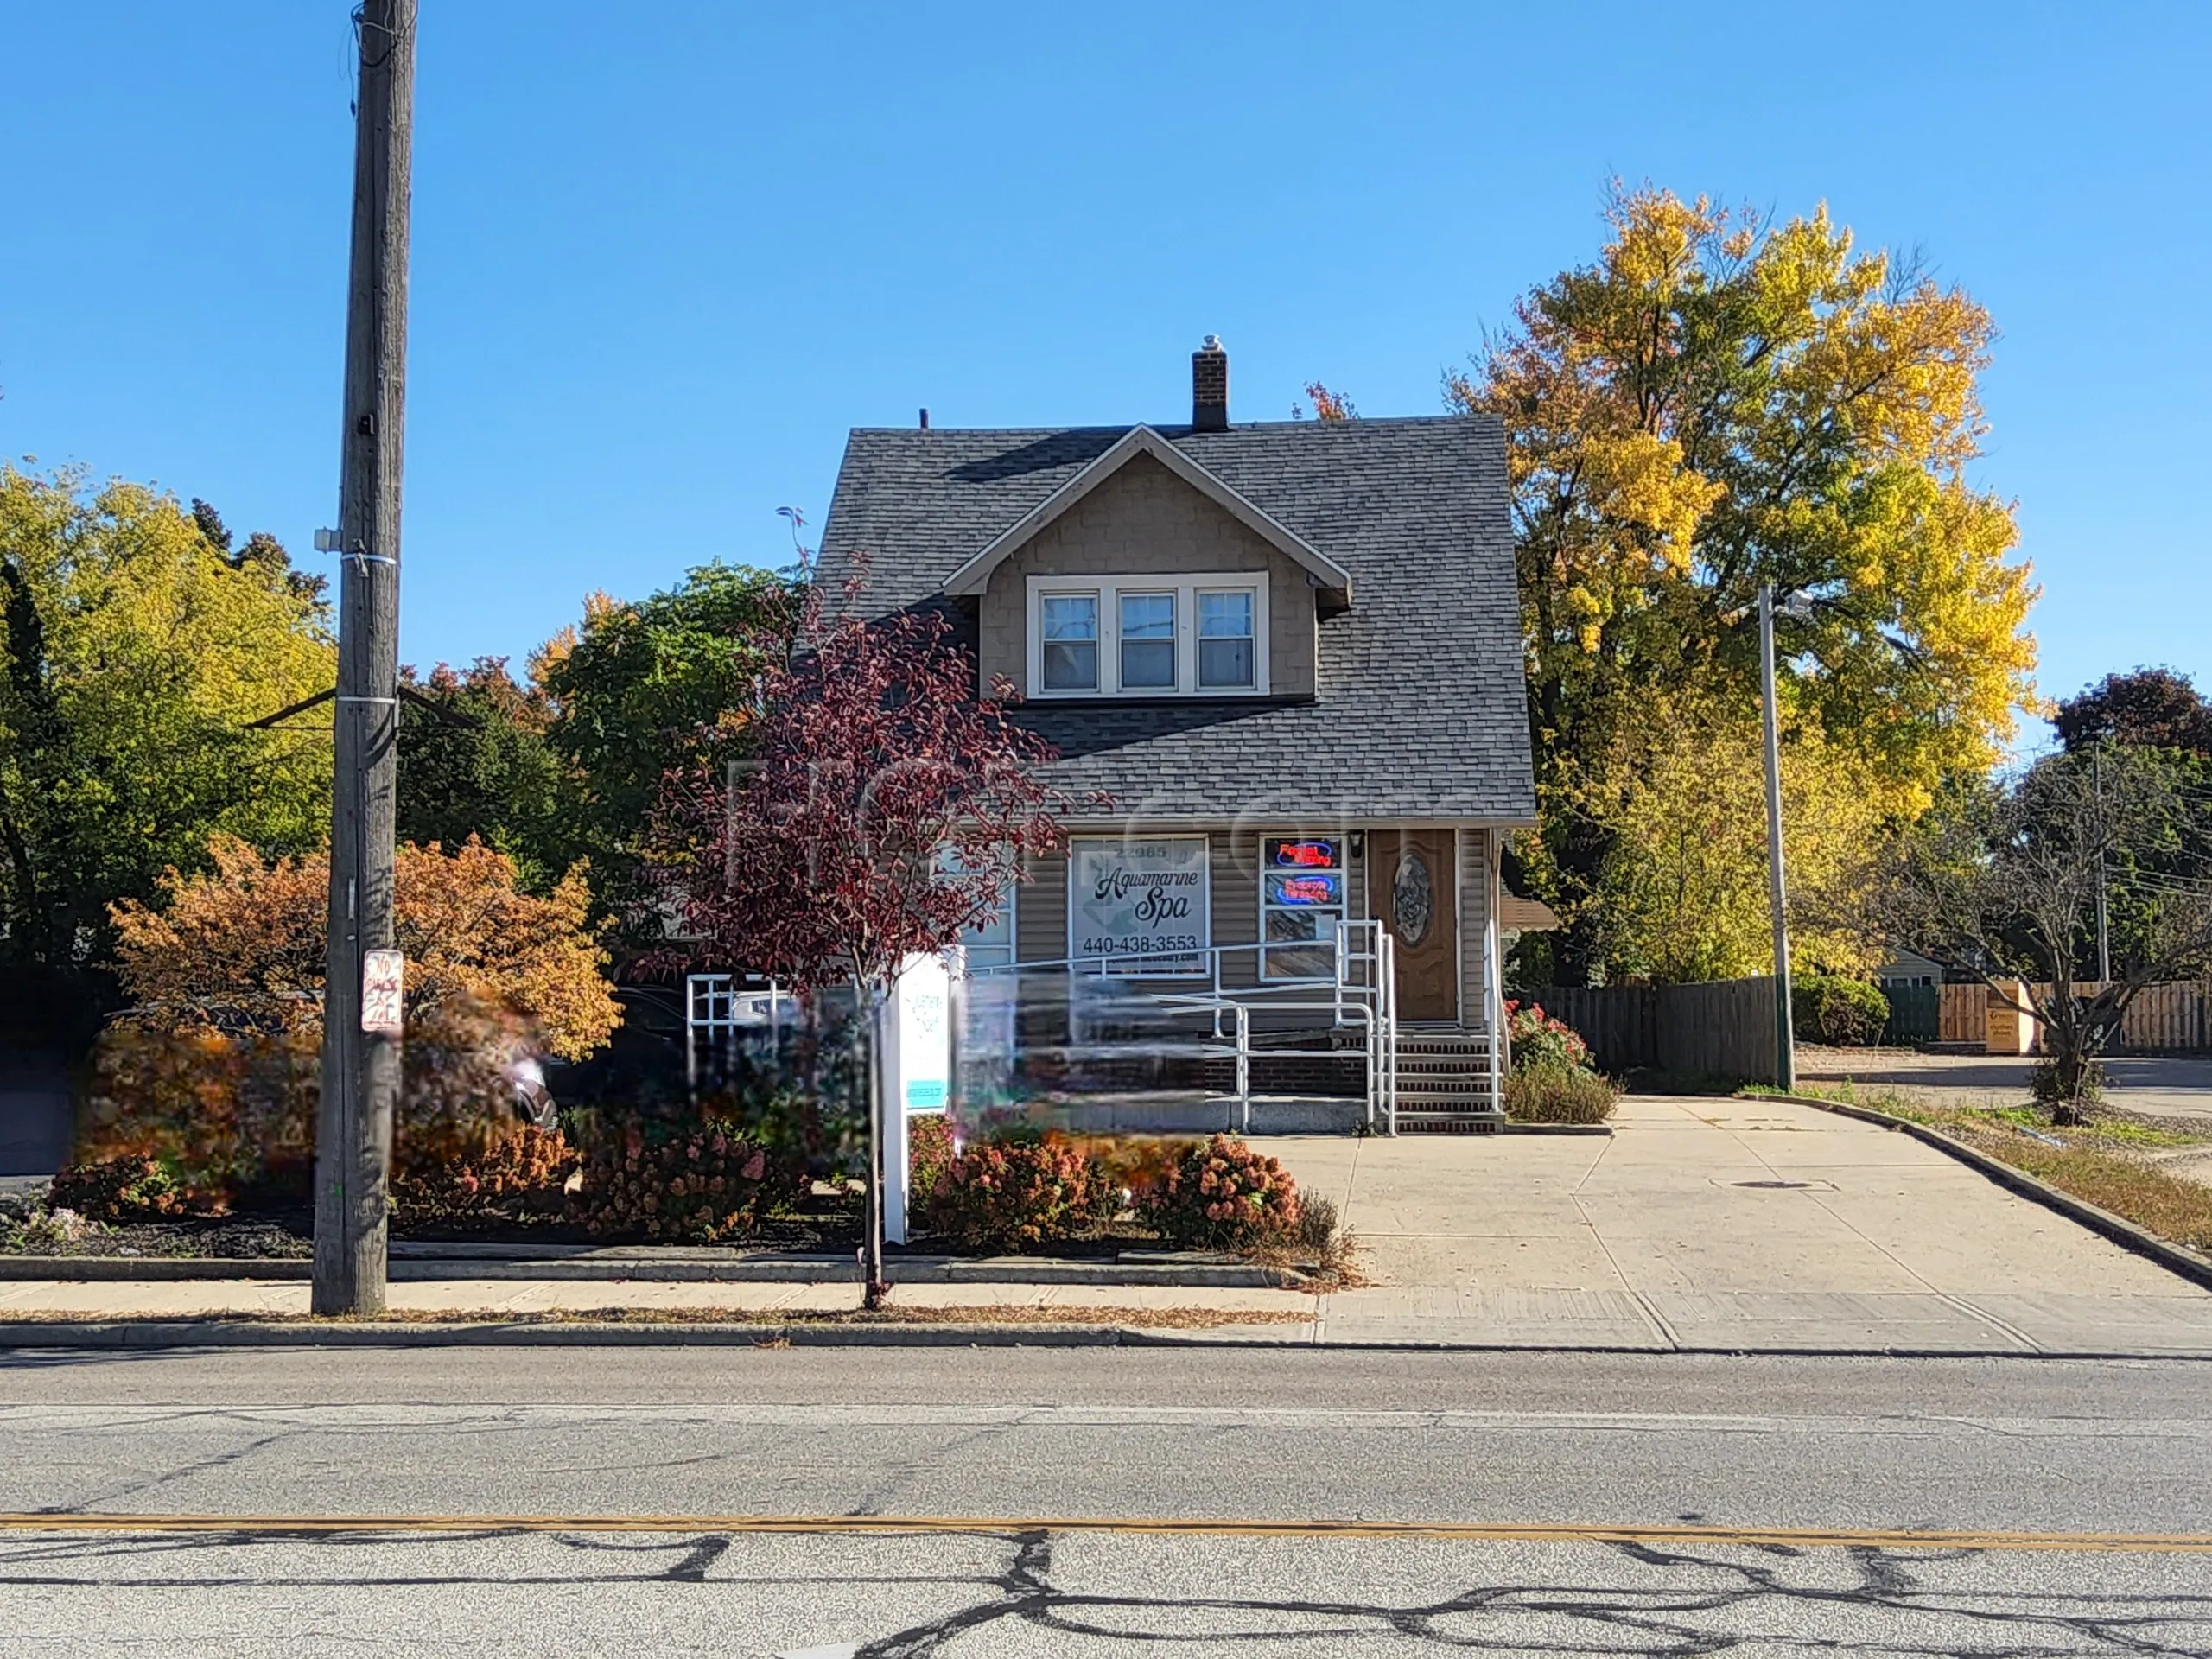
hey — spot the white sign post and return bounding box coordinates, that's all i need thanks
[877,949,956,1245]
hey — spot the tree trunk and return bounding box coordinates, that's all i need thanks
[862,981,889,1310]
[1547,816,1612,988]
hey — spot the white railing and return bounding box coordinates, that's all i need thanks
[961,918,1401,1131]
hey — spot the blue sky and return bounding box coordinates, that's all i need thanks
[3,2,2205,737]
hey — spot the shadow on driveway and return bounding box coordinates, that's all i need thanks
[1796,1046,2212,1118]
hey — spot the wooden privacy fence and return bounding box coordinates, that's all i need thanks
[1904,980,2204,1053]
[2029,980,2211,1052]
[1938,983,1986,1045]
[1517,977,1778,1084]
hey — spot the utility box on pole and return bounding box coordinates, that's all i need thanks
[314,0,416,1318]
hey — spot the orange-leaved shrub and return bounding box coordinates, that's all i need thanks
[570,1117,797,1243]
[71,1022,320,1213]
[67,998,555,1219]
[1140,1135,1302,1249]
[108,834,621,1059]
[916,1135,1112,1253]
[390,1122,579,1224]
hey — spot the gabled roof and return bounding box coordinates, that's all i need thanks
[940,423,1353,599]
[815,416,1536,824]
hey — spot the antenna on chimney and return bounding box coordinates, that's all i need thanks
[919,407,931,429]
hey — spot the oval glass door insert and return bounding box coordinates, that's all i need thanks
[1392,852,1433,946]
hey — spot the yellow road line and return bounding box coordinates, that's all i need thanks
[0,1514,2208,1553]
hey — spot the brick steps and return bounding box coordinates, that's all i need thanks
[1393,1031,1505,1134]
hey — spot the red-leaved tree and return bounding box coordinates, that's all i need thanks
[647,575,1084,1299]
[654,583,1072,989]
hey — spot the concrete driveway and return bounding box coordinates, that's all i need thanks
[1274,1095,2212,1355]
[1796,1046,2212,1120]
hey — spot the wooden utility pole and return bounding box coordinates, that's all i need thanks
[314,0,416,1317]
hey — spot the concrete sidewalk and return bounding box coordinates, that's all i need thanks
[1273,1095,2212,1355]
[6,1096,2212,1354]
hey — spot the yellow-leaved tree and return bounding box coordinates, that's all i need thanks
[1585,704,1887,984]
[0,467,334,978]
[1448,186,2038,983]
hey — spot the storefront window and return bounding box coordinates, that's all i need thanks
[1262,836,1345,979]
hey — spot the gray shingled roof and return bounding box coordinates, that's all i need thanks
[814,416,1536,823]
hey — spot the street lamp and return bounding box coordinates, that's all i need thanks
[1759,584,1815,1093]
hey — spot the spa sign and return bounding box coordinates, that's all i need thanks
[1069,835,1210,977]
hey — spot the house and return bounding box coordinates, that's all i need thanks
[815,339,1536,1129]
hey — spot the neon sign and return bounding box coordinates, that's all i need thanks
[1268,839,1338,869]
[1267,872,1341,907]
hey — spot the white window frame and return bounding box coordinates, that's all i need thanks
[1037,590,1103,693]
[937,846,1020,970]
[1195,585,1260,691]
[1257,834,1348,982]
[962,875,1018,971]
[1027,572,1269,698]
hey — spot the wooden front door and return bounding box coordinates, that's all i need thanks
[1368,828,1458,1021]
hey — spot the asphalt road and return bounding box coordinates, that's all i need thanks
[5,1344,2212,1655]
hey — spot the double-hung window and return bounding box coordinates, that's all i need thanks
[1198,589,1255,689]
[1260,836,1346,980]
[1117,592,1176,689]
[1028,573,1268,698]
[1040,594,1099,691]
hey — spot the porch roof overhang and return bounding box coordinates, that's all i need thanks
[939,423,1355,601]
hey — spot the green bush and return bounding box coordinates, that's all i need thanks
[1504,1001,1595,1071]
[1502,1061,1619,1124]
[1140,1135,1303,1250]
[917,1136,1112,1253]
[1793,974,1891,1046]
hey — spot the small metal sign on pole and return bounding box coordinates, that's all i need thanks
[360,949,404,1034]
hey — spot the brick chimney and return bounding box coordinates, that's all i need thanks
[1191,334,1229,430]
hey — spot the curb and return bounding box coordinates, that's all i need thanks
[3,1317,2210,1360]
[0,1252,1290,1290]
[0,1319,1154,1351]
[1770,1092,2212,1294]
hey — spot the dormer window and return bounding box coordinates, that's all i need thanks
[1039,593,1099,691]
[1118,593,1176,688]
[1027,573,1269,698]
[1198,589,1255,689]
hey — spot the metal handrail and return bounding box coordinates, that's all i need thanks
[962,919,1402,1132]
